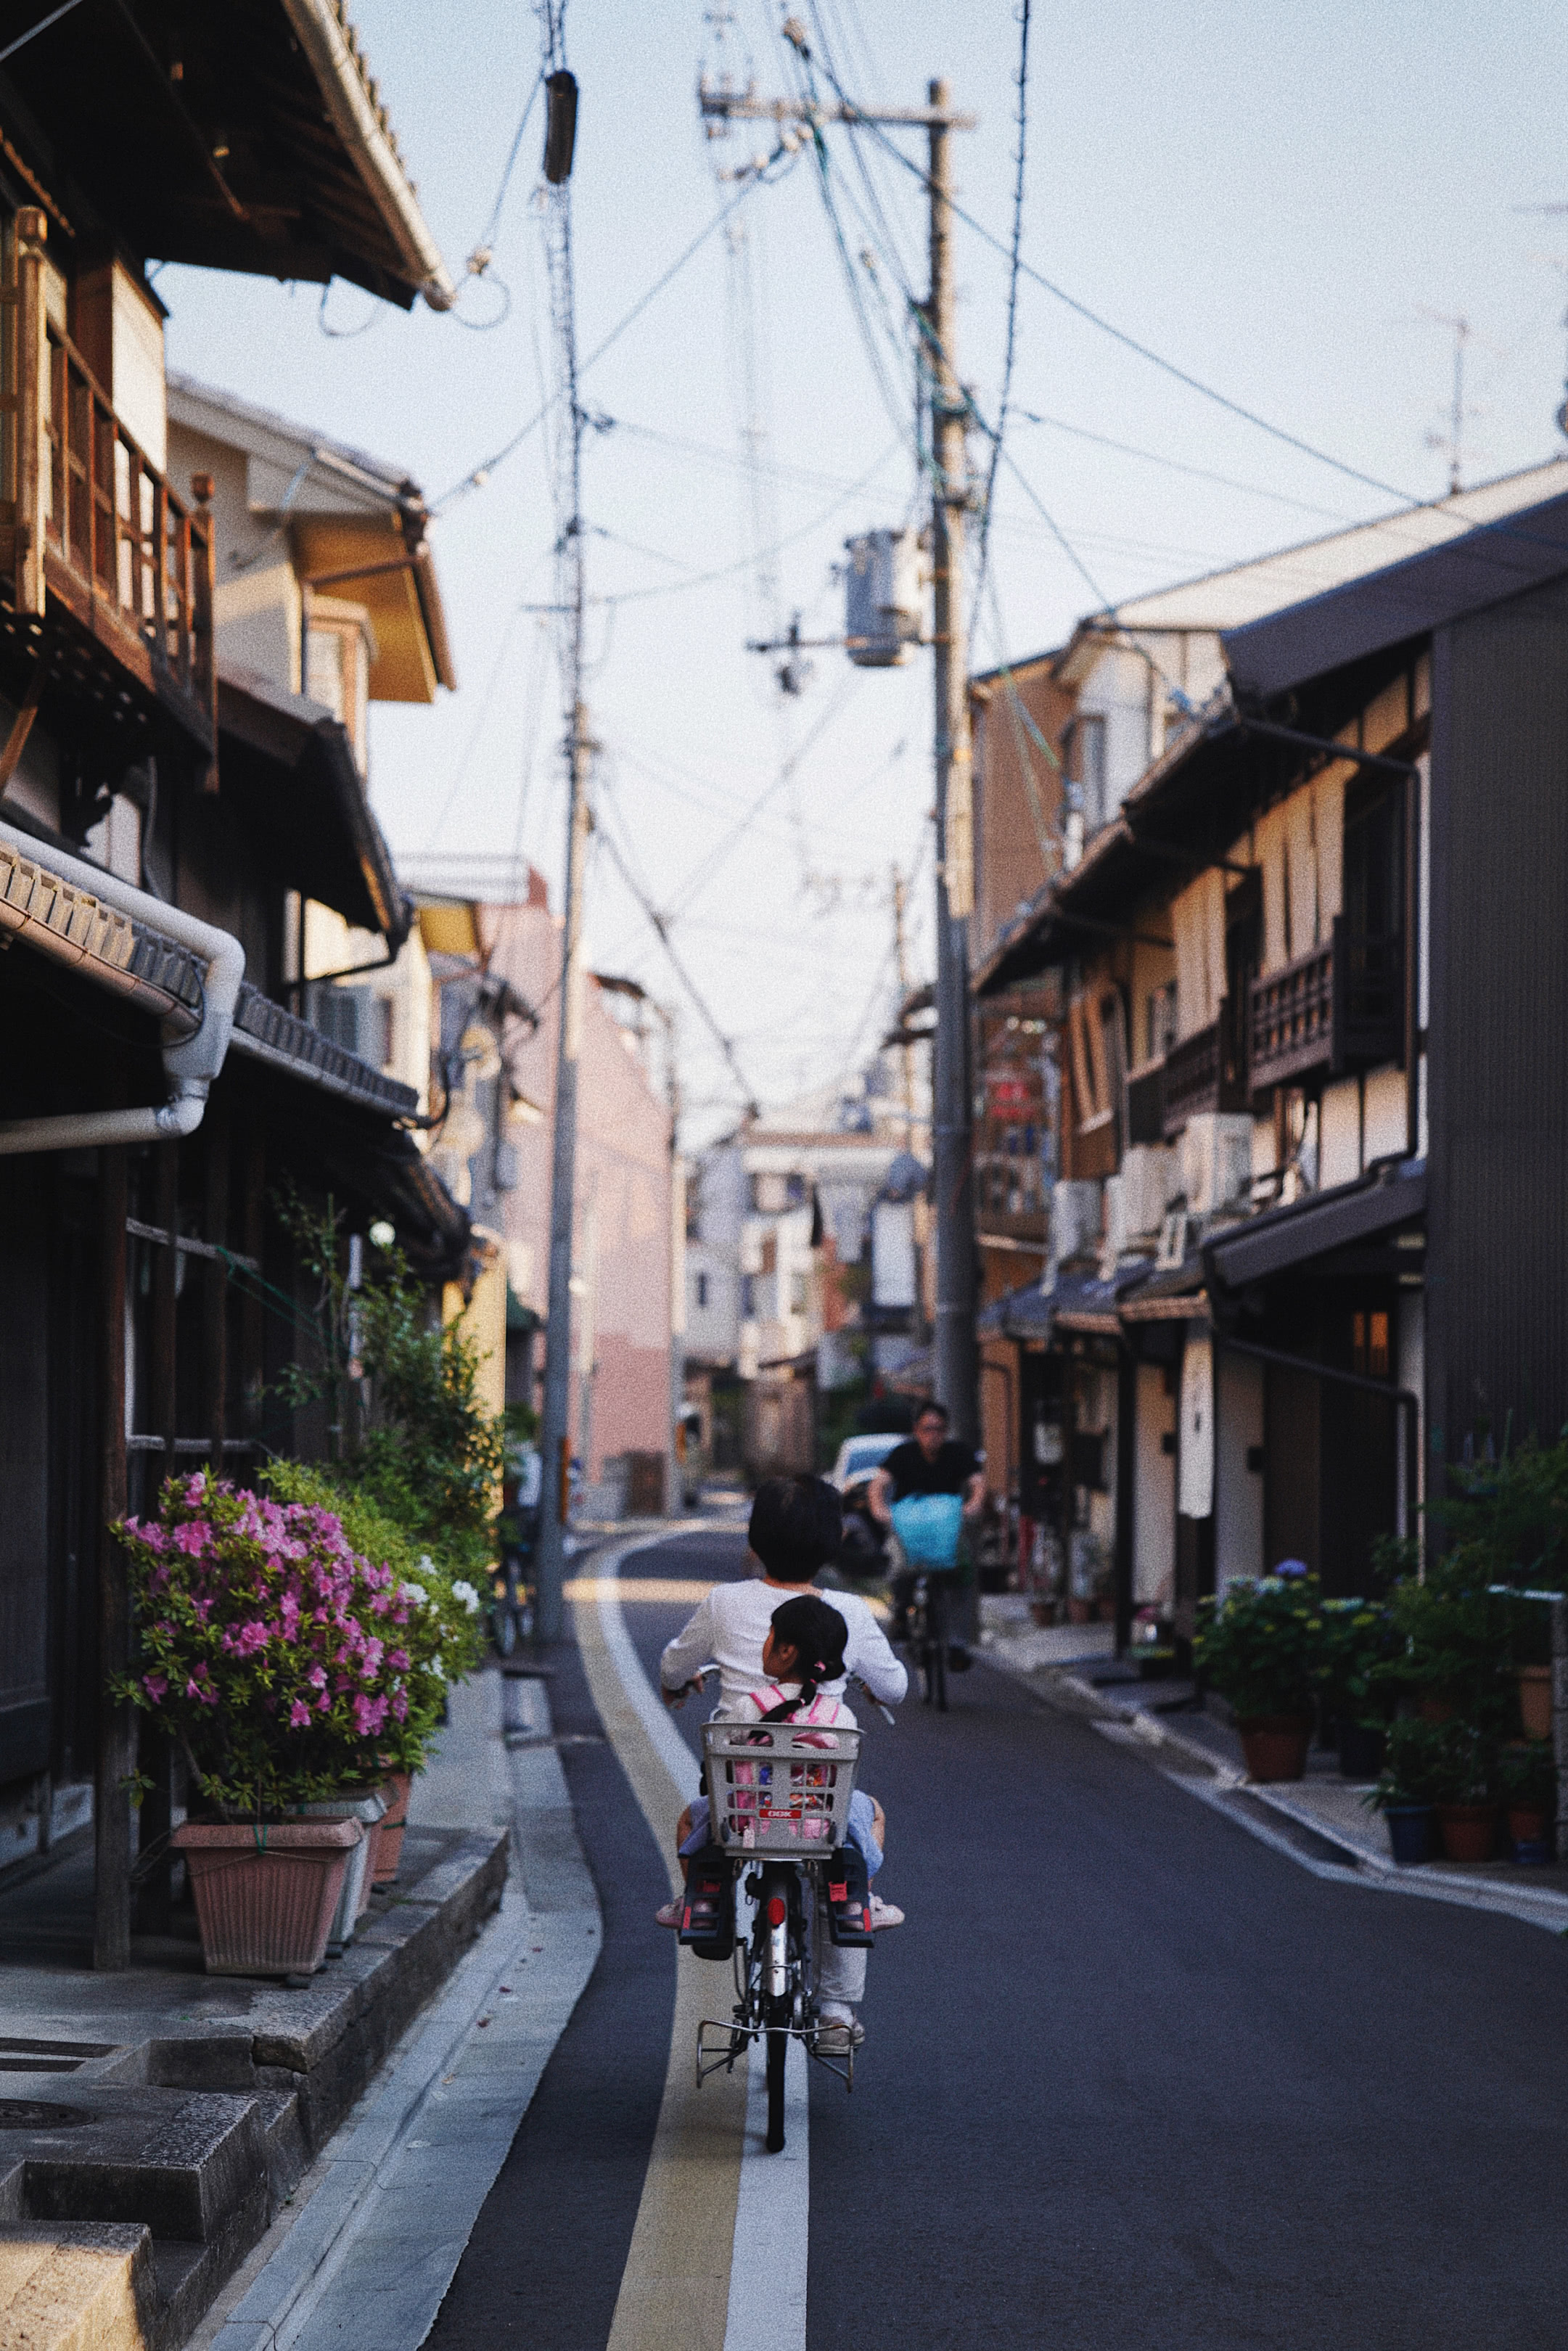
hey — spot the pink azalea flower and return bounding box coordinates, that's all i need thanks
[289,1700,312,1728]
[143,1672,168,1704]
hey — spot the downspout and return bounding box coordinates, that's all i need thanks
[0,819,245,1154]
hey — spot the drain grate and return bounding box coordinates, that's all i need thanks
[0,2036,116,2075]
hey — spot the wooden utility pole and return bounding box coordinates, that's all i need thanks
[697,70,980,1442]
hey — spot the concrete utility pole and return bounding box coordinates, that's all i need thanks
[697,68,980,1444]
[535,705,591,1642]
[924,78,980,1449]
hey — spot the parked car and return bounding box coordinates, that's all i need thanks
[826,1432,904,1581]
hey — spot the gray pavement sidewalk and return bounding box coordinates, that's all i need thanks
[978,1593,1568,1933]
[192,1668,601,2351]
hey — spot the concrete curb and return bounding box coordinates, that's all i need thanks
[191,1675,602,2351]
[981,1635,1568,1936]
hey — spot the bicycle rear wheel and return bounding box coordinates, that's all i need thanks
[765,2027,787,2153]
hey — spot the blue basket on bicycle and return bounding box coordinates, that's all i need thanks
[891,1492,964,1570]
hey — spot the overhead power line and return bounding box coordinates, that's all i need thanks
[595,821,760,1116]
[969,0,1031,632]
[806,52,1427,509]
[435,171,776,509]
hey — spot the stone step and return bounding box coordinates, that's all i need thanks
[0,2223,157,2351]
[0,2083,268,2247]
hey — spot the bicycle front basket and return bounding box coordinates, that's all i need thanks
[702,1721,861,1858]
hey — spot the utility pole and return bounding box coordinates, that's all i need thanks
[533,46,585,1646]
[697,67,980,1447]
[536,705,591,1641]
[924,77,980,1449]
[892,859,931,1347]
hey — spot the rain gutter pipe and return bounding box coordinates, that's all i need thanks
[0,816,245,1154]
[279,0,458,311]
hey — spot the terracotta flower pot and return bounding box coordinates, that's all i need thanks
[1508,1805,1553,1851]
[173,1819,360,1978]
[1067,1597,1093,1625]
[1518,1665,1553,1743]
[1418,1695,1458,1725]
[1237,1714,1314,1784]
[1028,1601,1055,1628]
[370,1771,414,1886]
[1434,1802,1501,1864]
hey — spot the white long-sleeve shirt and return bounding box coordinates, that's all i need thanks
[659,1577,908,1710]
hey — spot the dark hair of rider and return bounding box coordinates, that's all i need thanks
[748,1474,843,1581]
[758,1595,848,1722]
[914,1398,950,1427]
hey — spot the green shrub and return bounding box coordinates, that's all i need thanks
[1498,1740,1557,1812]
[1371,1717,1493,1811]
[272,1191,506,1588]
[1313,1598,1399,1728]
[1194,1572,1323,1720]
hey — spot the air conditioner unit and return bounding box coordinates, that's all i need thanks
[1181,1114,1253,1218]
[844,529,921,667]
[1049,1178,1102,1267]
[1120,1143,1178,1240]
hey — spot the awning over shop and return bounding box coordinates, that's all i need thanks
[981,1260,1154,1342]
[1118,1255,1210,1323]
[1205,1161,1426,1289]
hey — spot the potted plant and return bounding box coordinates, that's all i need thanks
[1194,1570,1323,1781]
[1313,1598,1397,1781]
[261,1462,486,1884]
[117,1473,432,1977]
[1499,1740,1557,1862]
[1424,1720,1501,1863]
[1366,1718,1448,1864]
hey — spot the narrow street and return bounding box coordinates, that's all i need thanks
[427,1532,1568,2350]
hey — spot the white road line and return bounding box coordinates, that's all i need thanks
[592,1538,811,2351]
[596,1547,702,1807]
[725,2032,809,2351]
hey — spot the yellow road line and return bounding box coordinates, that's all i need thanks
[573,1553,748,2351]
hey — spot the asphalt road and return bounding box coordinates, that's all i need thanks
[430,1529,1568,2350]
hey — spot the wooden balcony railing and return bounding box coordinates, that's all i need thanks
[1248,917,1402,1094]
[1159,997,1249,1138]
[0,209,215,758]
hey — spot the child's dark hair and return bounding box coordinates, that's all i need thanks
[748,1475,842,1581]
[759,1595,848,1722]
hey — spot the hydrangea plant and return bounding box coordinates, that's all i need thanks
[115,1472,477,1818]
[1194,1569,1323,1723]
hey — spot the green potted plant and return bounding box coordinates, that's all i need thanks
[1424,1720,1501,1863]
[1498,1740,1557,1862]
[1367,1718,1449,1864]
[117,1472,435,1977]
[1194,1570,1323,1781]
[263,1462,486,1884]
[1313,1598,1397,1781]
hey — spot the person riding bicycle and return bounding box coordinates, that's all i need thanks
[660,1474,908,1715]
[869,1399,986,1666]
[658,1477,903,2048]
[661,1591,895,1911]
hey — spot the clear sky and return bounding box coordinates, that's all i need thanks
[157,0,1568,1142]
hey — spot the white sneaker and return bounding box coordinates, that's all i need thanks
[868,1895,904,1929]
[816,2006,865,2051]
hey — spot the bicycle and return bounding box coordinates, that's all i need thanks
[692,1713,869,2152]
[679,1665,892,2154]
[906,1569,955,1712]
